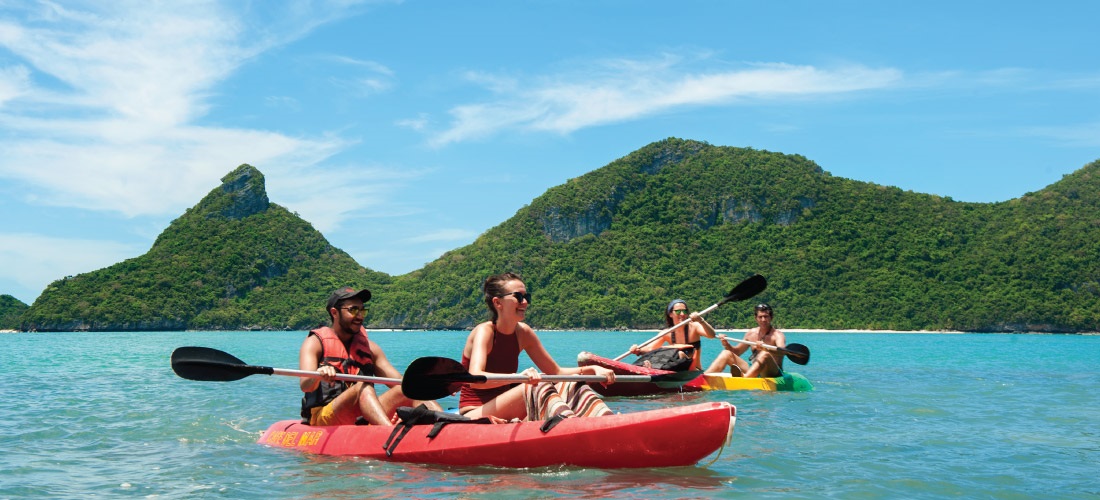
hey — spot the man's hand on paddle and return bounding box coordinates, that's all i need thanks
[317,364,338,383]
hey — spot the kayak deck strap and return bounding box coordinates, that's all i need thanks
[383,404,493,456]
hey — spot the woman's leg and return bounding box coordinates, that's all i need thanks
[524,381,575,421]
[461,384,529,421]
[559,381,612,417]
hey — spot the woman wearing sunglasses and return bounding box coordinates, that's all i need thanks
[629,298,718,371]
[458,272,617,423]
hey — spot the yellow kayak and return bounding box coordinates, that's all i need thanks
[700,372,813,391]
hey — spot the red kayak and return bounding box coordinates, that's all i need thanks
[578,351,707,396]
[259,401,735,468]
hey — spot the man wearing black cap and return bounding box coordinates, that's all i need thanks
[298,286,441,426]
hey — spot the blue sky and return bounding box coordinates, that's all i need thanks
[1,1,1098,305]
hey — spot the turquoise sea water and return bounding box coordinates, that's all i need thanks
[1,330,1098,499]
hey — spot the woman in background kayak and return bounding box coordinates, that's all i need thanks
[458,272,617,423]
[707,303,787,377]
[628,299,718,371]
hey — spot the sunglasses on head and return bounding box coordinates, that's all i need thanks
[755,303,772,312]
[498,291,532,303]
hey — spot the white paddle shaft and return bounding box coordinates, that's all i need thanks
[270,367,401,385]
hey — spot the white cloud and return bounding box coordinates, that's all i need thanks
[332,229,479,277]
[0,1,370,222]
[267,160,428,234]
[0,65,32,105]
[318,54,397,97]
[265,95,301,110]
[320,54,394,76]
[404,228,478,244]
[0,232,143,300]
[1,125,348,216]
[0,2,245,128]
[396,113,430,131]
[328,75,393,97]
[428,59,903,147]
[1021,121,1100,148]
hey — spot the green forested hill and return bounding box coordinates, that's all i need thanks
[0,295,28,330]
[20,165,390,331]
[366,139,1099,332]
[13,139,1100,332]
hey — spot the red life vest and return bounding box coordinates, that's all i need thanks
[300,326,376,422]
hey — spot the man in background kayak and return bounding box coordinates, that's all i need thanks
[707,303,787,377]
[299,287,441,426]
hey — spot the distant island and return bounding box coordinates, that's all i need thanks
[0,294,27,330]
[13,138,1100,333]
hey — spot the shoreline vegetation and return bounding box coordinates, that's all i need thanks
[12,142,1100,333]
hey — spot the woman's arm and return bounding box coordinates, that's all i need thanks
[691,313,717,339]
[519,325,564,374]
[521,327,615,382]
[630,334,670,354]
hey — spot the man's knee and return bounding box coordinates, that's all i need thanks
[352,383,379,403]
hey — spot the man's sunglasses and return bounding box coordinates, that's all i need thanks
[339,306,367,316]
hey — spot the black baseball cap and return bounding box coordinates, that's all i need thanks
[326,287,372,311]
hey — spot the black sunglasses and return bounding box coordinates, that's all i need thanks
[498,291,532,303]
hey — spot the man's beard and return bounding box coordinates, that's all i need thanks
[339,315,360,332]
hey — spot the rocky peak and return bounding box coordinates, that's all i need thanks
[195,164,271,220]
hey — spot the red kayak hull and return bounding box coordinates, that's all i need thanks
[578,351,708,397]
[259,402,735,468]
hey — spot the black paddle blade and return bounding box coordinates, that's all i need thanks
[402,356,487,401]
[171,346,273,382]
[650,369,704,388]
[782,343,811,365]
[723,274,767,303]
